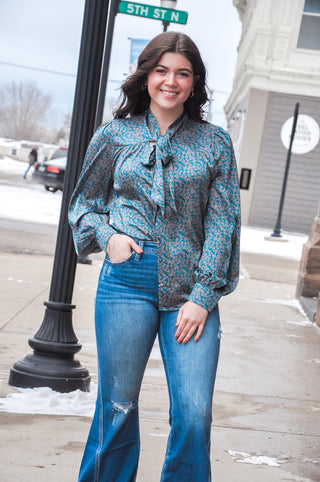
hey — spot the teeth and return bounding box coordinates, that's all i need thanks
[162,91,177,96]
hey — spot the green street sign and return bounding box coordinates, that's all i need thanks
[118,1,188,25]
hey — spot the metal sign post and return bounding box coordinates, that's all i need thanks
[271,102,300,238]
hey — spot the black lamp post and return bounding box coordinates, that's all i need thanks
[161,0,177,31]
[95,0,120,129]
[271,102,300,238]
[9,0,110,393]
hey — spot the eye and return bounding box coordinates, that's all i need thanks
[155,68,167,75]
[177,72,191,78]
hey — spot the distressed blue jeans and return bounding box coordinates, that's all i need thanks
[79,241,221,482]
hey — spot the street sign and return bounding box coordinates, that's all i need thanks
[281,115,320,154]
[118,1,188,24]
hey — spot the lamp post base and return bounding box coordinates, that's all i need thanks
[9,352,90,393]
[8,300,91,393]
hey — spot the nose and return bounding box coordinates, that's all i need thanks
[165,72,176,86]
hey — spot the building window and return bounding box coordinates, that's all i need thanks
[297,0,320,50]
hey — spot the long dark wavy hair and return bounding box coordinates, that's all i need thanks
[114,32,209,122]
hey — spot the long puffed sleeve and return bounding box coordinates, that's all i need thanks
[188,130,241,312]
[68,122,117,256]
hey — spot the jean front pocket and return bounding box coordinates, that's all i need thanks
[105,250,136,266]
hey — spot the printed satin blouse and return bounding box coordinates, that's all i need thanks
[68,110,241,312]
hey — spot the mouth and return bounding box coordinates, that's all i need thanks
[161,90,178,97]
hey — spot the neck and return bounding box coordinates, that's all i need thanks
[150,106,184,135]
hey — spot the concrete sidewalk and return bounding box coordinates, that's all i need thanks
[0,250,319,481]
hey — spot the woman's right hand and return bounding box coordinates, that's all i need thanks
[106,234,143,263]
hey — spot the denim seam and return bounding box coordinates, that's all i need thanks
[94,379,104,482]
[158,336,175,475]
[157,332,174,424]
[100,437,140,454]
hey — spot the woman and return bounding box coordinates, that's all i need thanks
[69,32,240,482]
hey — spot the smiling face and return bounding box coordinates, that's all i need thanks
[147,52,194,122]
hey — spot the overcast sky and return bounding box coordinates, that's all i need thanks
[0,0,242,128]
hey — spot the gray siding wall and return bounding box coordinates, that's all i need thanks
[250,92,320,234]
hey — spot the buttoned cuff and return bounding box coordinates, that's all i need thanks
[96,224,118,252]
[188,283,221,312]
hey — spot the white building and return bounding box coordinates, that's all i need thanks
[225,0,320,233]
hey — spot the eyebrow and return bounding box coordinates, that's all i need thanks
[156,63,193,74]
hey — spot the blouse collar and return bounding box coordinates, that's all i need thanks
[145,109,187,140]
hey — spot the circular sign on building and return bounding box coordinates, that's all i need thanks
[280,115,320,154]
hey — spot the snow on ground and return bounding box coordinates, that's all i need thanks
[0,157,309,259]
[0,156,62,225]
[0,182,62,226]
[0,137,58,149]
[0,156,27,173]
[259,298,308,317]
[227,450,283,467]
[0,385,96,417]
[240,226,307,261]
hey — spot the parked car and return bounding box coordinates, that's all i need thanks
[50,147,68,160]
[32,147,67,193]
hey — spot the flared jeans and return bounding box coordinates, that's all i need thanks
[79,241,221,482]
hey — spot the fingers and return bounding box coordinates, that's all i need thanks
[128,238,143,254]
[175,320,204,344]
[107,234,143,253]
[106,234,143,262]
[175,309,182,327]
[175,302,208,345]
[194,323,205,342]
[175,322,200,345]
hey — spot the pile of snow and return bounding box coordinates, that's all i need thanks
[241,226,307,261]
[228,450,282,467]
[0,385,97,417]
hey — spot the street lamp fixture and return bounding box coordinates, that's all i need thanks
[160,0,177,31]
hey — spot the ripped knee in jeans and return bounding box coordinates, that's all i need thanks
[111,399,138,414]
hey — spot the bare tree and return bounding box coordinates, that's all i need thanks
[0,81,52,140]
[53,114,71,145]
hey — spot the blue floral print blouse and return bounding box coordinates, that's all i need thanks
[68,110,241,312]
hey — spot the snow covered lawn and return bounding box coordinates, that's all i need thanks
[0,156,62,225]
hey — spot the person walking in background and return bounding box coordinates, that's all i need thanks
[23,147,38,179]
[69,32,241,482]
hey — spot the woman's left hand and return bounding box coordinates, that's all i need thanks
[175,301,208,344]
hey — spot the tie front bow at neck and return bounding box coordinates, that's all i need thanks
[142,111,187,216]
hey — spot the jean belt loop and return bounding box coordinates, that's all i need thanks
[134,239,144,262]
